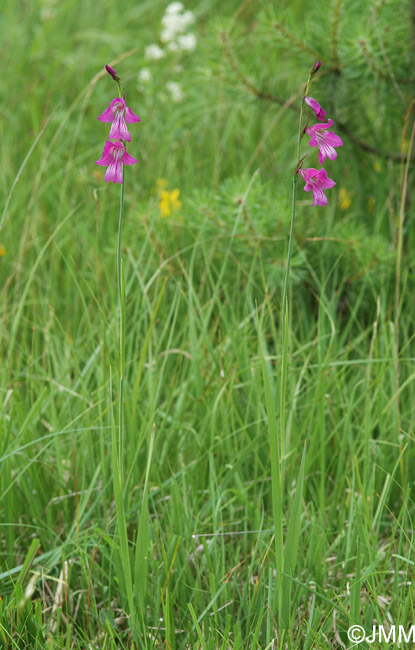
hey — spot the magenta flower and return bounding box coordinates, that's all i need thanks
[306,119,344,165]
[304,96,327,122]
[95,140,138,184]
[97,97,140,142]
[299,167,336,207]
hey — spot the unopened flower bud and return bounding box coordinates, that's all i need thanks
[105,65,121,82]
[311,61,321,75]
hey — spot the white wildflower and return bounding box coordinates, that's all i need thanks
[165,2,184,14]
[177,33,197,51]
[166,81,184,102]
[138,68,152,82]
[161,28,176,43]
[167,41,179,52]
[180,10,195,29]
[161,9,195,42]
[161,14,177,29]
[145,44,165,60]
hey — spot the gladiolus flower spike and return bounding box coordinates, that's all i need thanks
[299,168,336,207]
[96,65,140,184]
[95,140,138,184]
[98,97,140,142]
[299,69,344,207]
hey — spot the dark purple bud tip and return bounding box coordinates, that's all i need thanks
[311,61,322,75]
[105,65,120,82]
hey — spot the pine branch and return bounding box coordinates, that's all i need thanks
[221,32,415,164]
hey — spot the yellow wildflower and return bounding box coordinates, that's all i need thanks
[373,161,381,173]
[159,187,182,218]
[368,197,376,214]
[0,244,6,257]
[338,187,351,211]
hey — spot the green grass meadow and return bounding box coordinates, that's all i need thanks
[1,0,415,647]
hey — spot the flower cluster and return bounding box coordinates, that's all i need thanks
[161,2,196,50]
[144,3,196,57]
[300,88,343,206]
[139,3,197,99]
[157,179,182,217]
[95,67,140,184]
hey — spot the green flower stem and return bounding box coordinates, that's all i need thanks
[107,71,139,639]
[279,71,310,474]
[117,179,125,469]
[271,63,315,630]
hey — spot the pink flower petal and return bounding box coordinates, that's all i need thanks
[109,113,131,141]
[125,107,141,123]
[299,167,318,184]
[97,98,120,123]
[95,151,113,165]
[97,107,115,122]
[95,139,136,184]
[97,98,140,141]
[307,119,333,132]
[299,167,335,206]
[304,96,327,122]
[105,158,123,184]
[312,187,327,206]
[318,176,336,190]
[122,150,138,165]
[306,121,343,164]
[95,140,114,165]
[323,131,344,147]
[317,142,338,165]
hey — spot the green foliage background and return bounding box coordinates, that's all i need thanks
[1,0,414,647]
